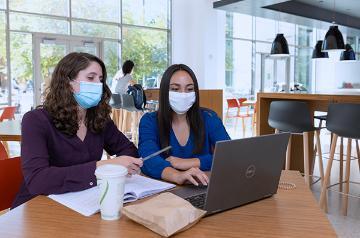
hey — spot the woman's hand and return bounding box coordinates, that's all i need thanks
[97,156,143,175]
[166,156,200,170]
[174,167,209,186]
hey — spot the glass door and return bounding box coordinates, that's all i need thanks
[260,53,290,92]
[33,34,103,107]
[33,36,68,107]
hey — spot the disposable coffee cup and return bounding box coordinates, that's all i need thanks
[95,164,127,220]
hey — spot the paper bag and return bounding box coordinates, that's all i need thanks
[122,192,206,237]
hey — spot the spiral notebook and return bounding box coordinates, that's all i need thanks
[48,175,176,216]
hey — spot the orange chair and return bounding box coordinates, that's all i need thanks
[237,98,254,137]
[0,106,16,122]
[0,141,9,160]
[0,157,23,211]
[226,99,240,128]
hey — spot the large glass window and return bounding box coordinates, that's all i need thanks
[122,0,169,29]
[227,13,315,97]
[0,0,172,111]
[226,13,252,39]
[71,0,120,23]
[0,11,7,105]
[10,32,32,111]
[9,0,68,16]
[122,27,168,87]
[10,12,68,34]
[72,21,119,39]
[226,39,252,96]
[255,17,276,42]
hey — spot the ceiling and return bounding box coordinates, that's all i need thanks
[297,0,360,19]
[213,0,360,35]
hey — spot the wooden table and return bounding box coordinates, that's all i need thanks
[256,92,360,173]
[0,120,21,141]
[0,171,336,237]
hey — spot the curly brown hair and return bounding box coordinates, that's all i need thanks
[43,52,112,136]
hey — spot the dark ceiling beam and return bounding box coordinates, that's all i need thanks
[263,1,360,30]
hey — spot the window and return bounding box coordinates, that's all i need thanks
[71,0,120,23]
[122,0,169,29]
[0,11,7,105]
[9,0,68,16]
[226,39,252,96]
[347,36,356,51]
[72,21,119,39]
[0,0,172,110]
[10,32,32,111]
[226,13,252,39]
[122,27,168,86]
[255,17,276,42]
[10,12,68,34]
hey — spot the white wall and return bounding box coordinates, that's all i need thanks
[315,52,360,92]
[172,0,225,89]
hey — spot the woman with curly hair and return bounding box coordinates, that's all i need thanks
[12,52,142,208]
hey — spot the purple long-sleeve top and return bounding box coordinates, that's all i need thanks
[12,108,138,208]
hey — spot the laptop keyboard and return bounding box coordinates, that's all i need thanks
[185,193,207,209]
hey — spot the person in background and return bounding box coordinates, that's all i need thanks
[12,52,142,208]
[138,64,230,186]
[114,60,135,95]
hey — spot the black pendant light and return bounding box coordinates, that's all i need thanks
[322,25,345,52]
[340,44,356,61]
[270,33,289,57]
[312,40,329,59]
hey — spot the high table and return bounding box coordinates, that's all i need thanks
[0,120,21,141]
[0,171,336,237]
[256,92,360,173]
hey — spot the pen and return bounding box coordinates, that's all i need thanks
[142,146,172,161]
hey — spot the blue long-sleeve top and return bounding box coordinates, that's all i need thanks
[138,109,231,179]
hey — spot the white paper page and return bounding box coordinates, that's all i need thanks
[124,175,176,199]
[48,187,99,216]
[48,175,175,216]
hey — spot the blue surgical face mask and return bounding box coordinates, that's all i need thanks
[73,81,103,109]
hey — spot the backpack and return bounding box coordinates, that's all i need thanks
[127,84,147,110]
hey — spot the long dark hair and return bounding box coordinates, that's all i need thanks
[43,52,112,136]
[157,64,204,154]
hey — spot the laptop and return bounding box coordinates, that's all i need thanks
[171,133,290,216]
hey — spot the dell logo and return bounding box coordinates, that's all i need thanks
[245,165,256,178]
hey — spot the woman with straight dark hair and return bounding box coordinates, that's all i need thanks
[138,64,230,186]
[12,52,142,208]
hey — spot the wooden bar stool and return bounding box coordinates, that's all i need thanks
[268,101,324,187]
[319,103,360,215]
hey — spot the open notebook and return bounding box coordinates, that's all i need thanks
[48,175,175,216]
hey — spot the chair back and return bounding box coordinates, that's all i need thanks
[0,142,9,160]
[237,98,247,105]
[268,100,313,133]
[226,99,239,109]
[0,157,23,211]
[110,94,122,109]
[327,103,360,139]
[121,94,139,112]
[0,106,16,122]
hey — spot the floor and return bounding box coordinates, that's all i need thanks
[6,115,360,237]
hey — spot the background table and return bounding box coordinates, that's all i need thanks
[0,171,336,237]
[256,92,360,173]
[0,120,21,141]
